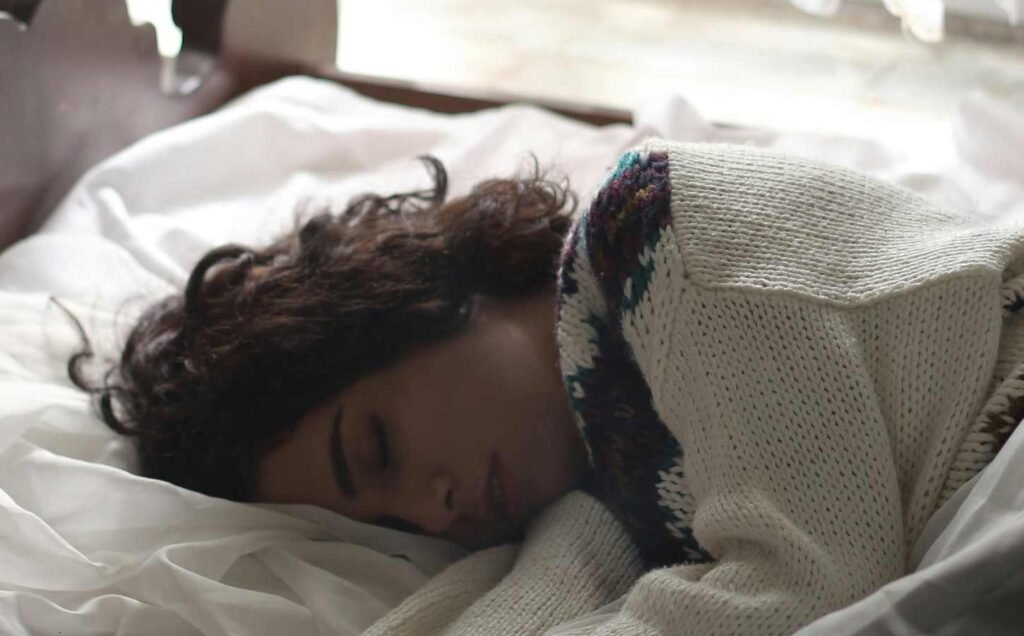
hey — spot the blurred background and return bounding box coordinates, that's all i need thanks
[3,0,1022,247]
[125,0,1024,152]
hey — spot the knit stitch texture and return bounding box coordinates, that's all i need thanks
[366,140,1024,636]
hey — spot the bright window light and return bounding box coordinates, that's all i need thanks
[124,0,183,58]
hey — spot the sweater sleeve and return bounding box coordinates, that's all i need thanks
[553,140,917,635]
[363,492,643,636]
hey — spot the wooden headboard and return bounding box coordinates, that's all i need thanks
[0,0,631,251]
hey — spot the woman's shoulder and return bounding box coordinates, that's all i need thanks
[578,138,1003,306]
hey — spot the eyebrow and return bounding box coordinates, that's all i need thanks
[329,406,356,497]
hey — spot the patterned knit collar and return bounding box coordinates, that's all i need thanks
[555,149,711,568]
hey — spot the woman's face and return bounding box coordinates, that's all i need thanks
[258,290,587,549]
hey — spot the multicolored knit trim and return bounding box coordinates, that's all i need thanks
[557,148,711,567]
[585,150,674,316]
[1003,274,1024,317]
[939,274,1024,504]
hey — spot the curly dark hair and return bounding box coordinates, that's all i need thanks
[65,156,576,502]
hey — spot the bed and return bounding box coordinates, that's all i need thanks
[2,1,1023,634]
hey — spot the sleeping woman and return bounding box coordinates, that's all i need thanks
[68,139,1024,635]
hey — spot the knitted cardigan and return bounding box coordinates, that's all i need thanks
[365,140,1024,636]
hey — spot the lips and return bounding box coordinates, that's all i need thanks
[489,461,506,515]
[477,450,509,520]
[479,454,502,522]
[489,453,518,521]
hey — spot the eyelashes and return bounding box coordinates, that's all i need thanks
[368,416,422,535]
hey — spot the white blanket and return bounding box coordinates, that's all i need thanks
[1,76,1022,635]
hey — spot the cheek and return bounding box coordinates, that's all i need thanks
[392,327,580,503]
[393,372,491,464]
[488,358,582,504]
[514,406,580,487]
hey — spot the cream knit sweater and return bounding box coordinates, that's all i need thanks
[365,140,1024,636]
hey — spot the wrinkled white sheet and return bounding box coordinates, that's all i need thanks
[1,76,1023,635]
[0,77,649,636]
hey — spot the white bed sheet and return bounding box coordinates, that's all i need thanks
[1,76,1022,635]
[0,77,649,636]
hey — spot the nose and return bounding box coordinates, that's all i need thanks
[406,472,458,535]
